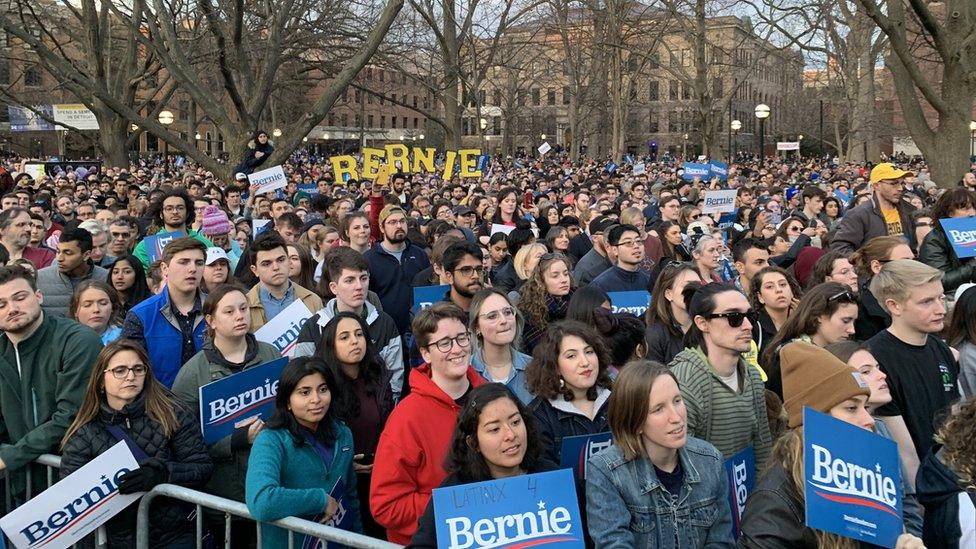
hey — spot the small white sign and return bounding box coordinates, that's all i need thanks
[254,300,314,357]
[490,223,515,236]
[777,141,800,151]
[537,142,552,155]
[633,162,646,176]
[252,219,272,238]
[701,189,738,214]
[0,441,141,549]
[247,165,287,195]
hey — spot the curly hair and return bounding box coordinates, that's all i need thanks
[935,397,976,491]
[525,320,613,401]
[444,383,542,483]
[518,253,574,330]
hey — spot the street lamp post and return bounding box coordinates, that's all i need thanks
[798,134,804,158]
[272,128,282,138]
[158,110,174,172]
[970,121,976,158]
[480,118,488,150]
[730,120,741,160]
[754,104,770,159]
[682,133,689,159]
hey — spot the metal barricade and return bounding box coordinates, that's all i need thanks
[135,483,402,549]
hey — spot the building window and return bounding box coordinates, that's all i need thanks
[712,77,723,98]
[178,100,189,121]
[379,70,384,82]
[669,80,678,101]
[24,65,41,87]
[328,113,336,126]
[341,113,348,126]
[355,90,362,103]
[494,90,502,106]
[531,89,540,106]
[562,86,571,105]
[648,80,659,101]
[392,115,397,129]
[668,110,679,133]
[649,113,659,133]
[413,117,419,129]
[682,83,691,100]
[367,93,373,105]
[380,116,386,128]
[413,95,418,108]
[368,114,374,127]
[547,89,556,106]
[0,59,9,86]
[493,116,501,134]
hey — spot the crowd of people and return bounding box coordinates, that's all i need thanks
[0,139,973,548]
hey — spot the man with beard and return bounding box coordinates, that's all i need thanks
[365,204,431,335]
[0,208,55,268]
[0,264,102,500]
[441,242,484,312]
[132,188,213,269]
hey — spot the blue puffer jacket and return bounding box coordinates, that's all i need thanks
[121,290,206,387]
[585,437,735,549]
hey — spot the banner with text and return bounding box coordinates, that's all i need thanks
[199,357,288,445]
[803,407,902,548]
[254,300,313,357]
[682,162,711,181]
[559,432,613,481]
[608,291,651,318]
[432,468,585,549]
[0,441,140,549]
[413,285,449,313]
[248,165,288,195]
[939,216,976,258]
[143,230,186,263]
[701,189,738,214]
[709,161,729,181]
[724,446,755,538]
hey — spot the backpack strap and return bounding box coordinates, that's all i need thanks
[105,424,150,462]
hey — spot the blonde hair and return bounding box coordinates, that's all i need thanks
[514,242,548,281]
[607,360,677,460]
[619,207,643,227]
[869,259,942,312]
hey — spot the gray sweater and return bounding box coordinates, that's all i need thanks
[36,263,109,317]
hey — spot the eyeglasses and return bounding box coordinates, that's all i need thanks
[163,205,186,213]
[915,221,932,228]
[105,365,148,379]
[479,307,515,322]
[703,309,758,328]
[787,225,802,233]
[454,265,485,278]
[111,231,131,240]
[425,332,472,353]
[828,290,857,303]
[613,239,642,248]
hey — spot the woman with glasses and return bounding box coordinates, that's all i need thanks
[60,340,213,548]
[526,320,613,466]
[760,282,860,399]
[517,252,575,353]
[678,205,702,231]
[769,215,814,269]
[918,188,976,293]
[469,288,533,404]
[808,250,859,292]
[748,266,802,358]
[370,303,486,545]
[107,254,151,314]
[172,284,280,547]
[69,280,125,344]
[850,235,914,340]
[669,283,773,469]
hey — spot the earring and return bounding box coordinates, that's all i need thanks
[559,377,565,389]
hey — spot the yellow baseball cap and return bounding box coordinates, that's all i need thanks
[870,163,914,183]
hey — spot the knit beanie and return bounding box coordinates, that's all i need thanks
[781,341,870,428]
[201,205,232,236]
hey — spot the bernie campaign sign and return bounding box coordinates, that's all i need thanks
[709,160,729,181]
[682,162,710,181]
[143,230,186,263]
[939,216,976,258]
[254,300,313,357]
[413,284,449,313]
[608,291,651,318]
[724,447,755,538]
[432,468,585,549]
[199,357,288,445]
[0,442,141,549]
[248,164,288,195]
[803,407,902,548]
[701,189,738,214]
[559,432,613,481]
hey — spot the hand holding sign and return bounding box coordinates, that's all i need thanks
[247,165,287,195]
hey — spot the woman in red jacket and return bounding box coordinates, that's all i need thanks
[369,302,486,544]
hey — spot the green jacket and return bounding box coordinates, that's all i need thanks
[133,227,213,269]
[0,315,102,496]
[172,337,281,502]
[669,346,772,470]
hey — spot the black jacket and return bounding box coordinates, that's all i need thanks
[855,282,890,342]
[529,389,611,466]
[644,321,685,365]
[831,194,917,255]
[406,459,561,548]
[60,393,213,548]
[233,138,275,175]
[738,463,883,548]
[492,259,521,293]
[918,226,976,293]
[916,445,973,549]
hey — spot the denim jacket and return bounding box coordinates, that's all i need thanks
[586,436,735,548]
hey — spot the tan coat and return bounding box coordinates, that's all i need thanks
[245,283,323,331]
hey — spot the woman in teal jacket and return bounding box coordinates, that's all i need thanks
[245,357,362,546]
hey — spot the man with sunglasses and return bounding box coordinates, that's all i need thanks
[832,163,918,255]
[590,224,651,293]
[669,284,773,469]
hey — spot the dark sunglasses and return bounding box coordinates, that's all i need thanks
[828,289,857,304]
[704,309,758,328]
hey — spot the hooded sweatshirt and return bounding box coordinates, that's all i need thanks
[916,445,975,549]
[369,364,485,544]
